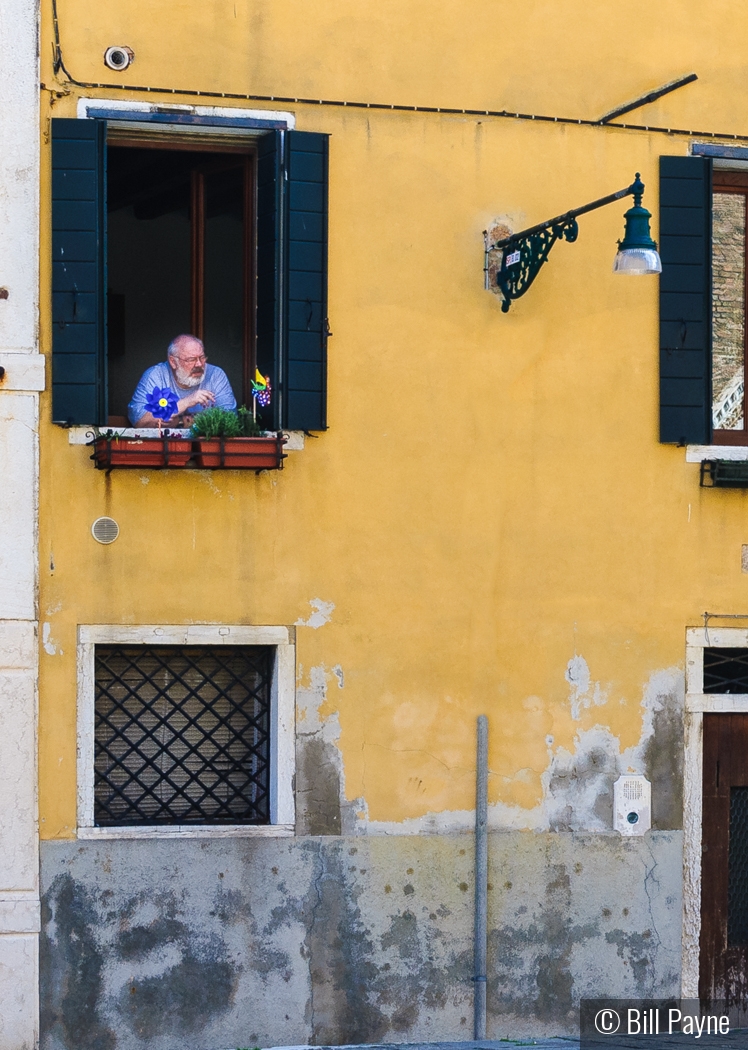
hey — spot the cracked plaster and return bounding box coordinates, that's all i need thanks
[301,660,684,837]
[40,832,682,1047]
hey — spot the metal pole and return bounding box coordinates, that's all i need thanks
[473,714,488,1039]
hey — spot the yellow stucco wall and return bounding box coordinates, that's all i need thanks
[37,0,748,838]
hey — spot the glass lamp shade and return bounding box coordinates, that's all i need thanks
[612,247,662,275]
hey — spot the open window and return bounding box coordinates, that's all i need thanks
[711,171,748,443]
[52,117,329,432]
[107,143,254,420]
[660,156,748,446]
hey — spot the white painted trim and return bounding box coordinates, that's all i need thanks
[0,0,40,1033]
[76,624,295,834]
[78,623,290,645]
[77,824,294,840]
[687,626,748,647]
[76,637,95,830]
[273,642,296,824]
[685,641,704,695]
[69,427,193,442]
[681,626,748,996]
[0,620,36,668]
[0,900,41,934]
[0,353,45,391]
[686,694,748,713]
[67,427,305,450]
[77,97,296,129]
[687,445,748,462]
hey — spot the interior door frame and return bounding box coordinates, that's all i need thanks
[683,626,748,996]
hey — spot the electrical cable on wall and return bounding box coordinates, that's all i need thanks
[47,0,748,145]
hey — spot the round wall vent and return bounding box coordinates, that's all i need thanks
[104,46,134,71]
[92,517,119,544]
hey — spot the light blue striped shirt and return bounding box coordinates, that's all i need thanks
[128,362,237,426]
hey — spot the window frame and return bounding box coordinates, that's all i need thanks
[76,624,295,838]
[710,171,748,446]
[51,104,329,433]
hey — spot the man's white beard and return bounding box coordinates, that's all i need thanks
[174,364,204,388]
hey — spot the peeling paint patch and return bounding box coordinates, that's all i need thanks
[364,666,685,835]
[565,654,606,720]
[295,598,335,629]
[333,664,345,689]
[42,621,60,655]
[296,665,365,835]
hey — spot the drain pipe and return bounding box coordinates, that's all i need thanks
[473,714,489,1039]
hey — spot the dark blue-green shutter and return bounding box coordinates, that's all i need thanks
[256,130,283,430]
[255,129,329,432]
[52,119,107,425]
[285,131,329,431]
[659,155,712,444]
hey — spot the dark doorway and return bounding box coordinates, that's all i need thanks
[700,712,748,1005]
[106,142,254,422]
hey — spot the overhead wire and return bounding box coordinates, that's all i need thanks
[48,0,748,145]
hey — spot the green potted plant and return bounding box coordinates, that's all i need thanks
[190,406,286,469]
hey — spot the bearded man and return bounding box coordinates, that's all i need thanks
[128,334,236,426]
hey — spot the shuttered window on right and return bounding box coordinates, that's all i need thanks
[712,171,748,444]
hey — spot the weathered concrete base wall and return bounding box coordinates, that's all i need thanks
[40,832,682,1049]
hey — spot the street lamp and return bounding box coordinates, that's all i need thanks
[487,173,661,313]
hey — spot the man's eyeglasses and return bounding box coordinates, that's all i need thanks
[179,355,207,365]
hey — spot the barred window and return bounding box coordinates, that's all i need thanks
[704,647,748,694]
[94,645,272,826]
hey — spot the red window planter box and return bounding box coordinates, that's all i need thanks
[92,435,193,469]
[193,434,287,470]
[90,433,287,470]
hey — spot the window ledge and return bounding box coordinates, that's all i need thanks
[67,426,305,450]
[687,445,748,462]
[77,824,295,839]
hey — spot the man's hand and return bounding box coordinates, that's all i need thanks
[177,389,215,414]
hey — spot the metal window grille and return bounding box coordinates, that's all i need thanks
[94,645,272,826]
[704,648,748,693]
[729,787,748,945]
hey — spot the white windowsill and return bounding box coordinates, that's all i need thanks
[686,445,748,462]
[67,427,305,450]
[77,97,296,129]
[77,824,295,840]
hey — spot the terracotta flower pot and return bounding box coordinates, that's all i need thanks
[193,435,286,469]
[93,437,193,469]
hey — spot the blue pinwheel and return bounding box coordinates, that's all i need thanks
[145,386,179,422]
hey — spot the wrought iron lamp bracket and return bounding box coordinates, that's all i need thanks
[488,176,644,313]
[496,217,579,314]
